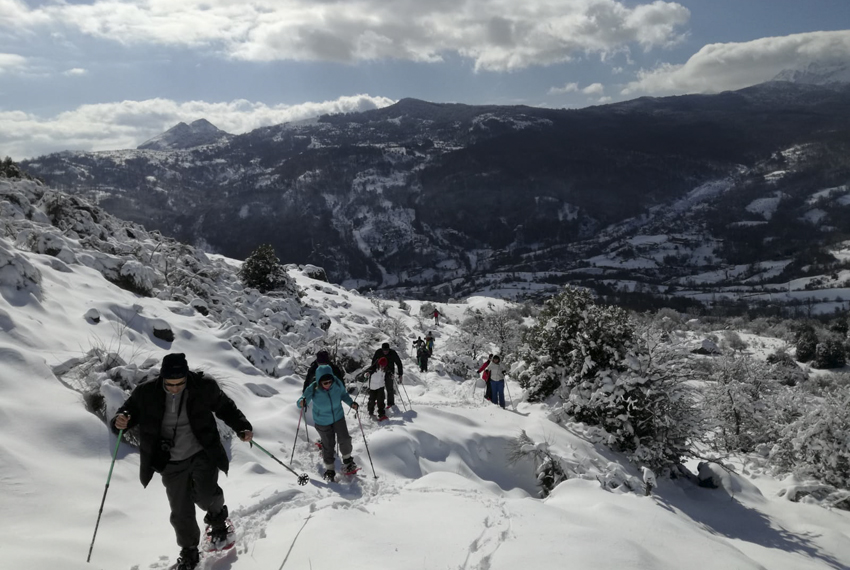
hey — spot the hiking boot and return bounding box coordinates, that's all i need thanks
[176,547,200,570]
[377,415,389,421]
[323,469,336,482]
[343,457,357,473]
[207,523,233,551]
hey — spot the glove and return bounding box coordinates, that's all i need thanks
[298,400,306,409]
[351,402,359,411]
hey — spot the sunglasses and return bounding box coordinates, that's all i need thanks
[321,379,333,385]
[165,379,187,388]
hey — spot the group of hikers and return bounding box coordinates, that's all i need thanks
[106,337,506,570]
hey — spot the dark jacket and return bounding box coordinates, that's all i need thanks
[111,371,252,487]
[303,360,346,393]
[371,348,403,376]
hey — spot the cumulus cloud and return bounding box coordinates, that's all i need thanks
[622,30,850,95]
[0,53,27,73]
[12,0,690,71]
[582,83,605,95]
[0,94,395,160]
[548,82,579,95]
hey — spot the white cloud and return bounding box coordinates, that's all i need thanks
[582,82,605,96]
[622,30,850,95]
[548,82,579,95]
[0,53,27,73]
[63,68,88,76]
[11,0,689,71]
[0,94,395,160]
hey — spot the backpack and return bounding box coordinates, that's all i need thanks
[482,370,490,381]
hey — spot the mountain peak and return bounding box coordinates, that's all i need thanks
[138,119,232,151]
[772,60,850,86]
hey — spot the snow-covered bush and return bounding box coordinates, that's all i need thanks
[794,324,818,363]
[702,354,783,453]
[518,285,633,401]
[554,325,701,469]
[771,389,850,489]
[507,431,568,498]
[812,335,846,369]
[0,239,41,293]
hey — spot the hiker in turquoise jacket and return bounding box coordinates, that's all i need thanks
[297,364,359,481]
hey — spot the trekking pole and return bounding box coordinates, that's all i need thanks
[291,407,304,463]
[87,429,123,563]
[251,440,310,485]
[398,376,413,411]
[505,378,515,410]
[472,376,478,400]
[393,376,408,412]
[356,412,378,479]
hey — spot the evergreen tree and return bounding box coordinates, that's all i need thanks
[795,325,818,363]
[239,244,292,293]
[518,285,633,401]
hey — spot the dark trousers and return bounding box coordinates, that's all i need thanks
[161,451,225,549]
[420,354,429,372]
[368,387,386,416]
[490,380,505,408]
[484,380,492,401]
[385,374,396,407]
[315,418,353,469]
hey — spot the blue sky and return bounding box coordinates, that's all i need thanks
[1,0,849,159]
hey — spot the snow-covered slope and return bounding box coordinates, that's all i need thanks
[138,118,232,151]
[1,178,849,570]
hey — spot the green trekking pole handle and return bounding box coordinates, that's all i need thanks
[87,428,123,563]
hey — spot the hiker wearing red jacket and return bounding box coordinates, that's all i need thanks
[477,354,493,402]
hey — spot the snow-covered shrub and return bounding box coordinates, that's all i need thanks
[507,431,568,498]
[812,335,846,369]
[766,348,807,386]
[239,244,295,294]
[518,285,633,401]
[554,325,701,469]
[702,354,781,453]
[0,239,41,293]
[795,324,818,363]
[771,389,850,489]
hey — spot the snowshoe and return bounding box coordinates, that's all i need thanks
[323,469,336,482]
[376,414,389,422]
[204,519,236,552]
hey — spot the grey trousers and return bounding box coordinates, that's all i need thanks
[160,451,225,548]
[315,418,353,469]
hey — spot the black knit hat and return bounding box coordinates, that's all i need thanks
[381,342,390,350]
[316,350,330,364]
[161,353,189,379]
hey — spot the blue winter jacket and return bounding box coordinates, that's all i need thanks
[296,364,354,426]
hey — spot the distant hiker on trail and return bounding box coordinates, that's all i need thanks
[366,357,389,421]
[371,342,403,409]
[418,345,430,372]
[433,309,441,326]
[477,354,493,402]
[303,349,345,393]
[484,355,507,409]
[424,332,435,355]
[111,353,253,570]
[412,336,424,352]
[298,365,359,481]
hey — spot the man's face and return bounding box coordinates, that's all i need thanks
[165,377,187,393]
[321,378,333,390]
[382,348,389,354]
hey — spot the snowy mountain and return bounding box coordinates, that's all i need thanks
[2,175,850,570]
[137,118,233,151]
[21,83,850,312]
[772,60,850,86]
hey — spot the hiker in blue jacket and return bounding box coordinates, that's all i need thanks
[298,364,359,481]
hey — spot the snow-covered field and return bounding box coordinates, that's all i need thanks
[1,179,849,570]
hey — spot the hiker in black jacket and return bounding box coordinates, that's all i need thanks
[371,342,403,408]
[111,353,253,570]
[303,350,345,393]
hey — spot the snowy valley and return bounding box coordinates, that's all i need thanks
[1,174,850,570]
